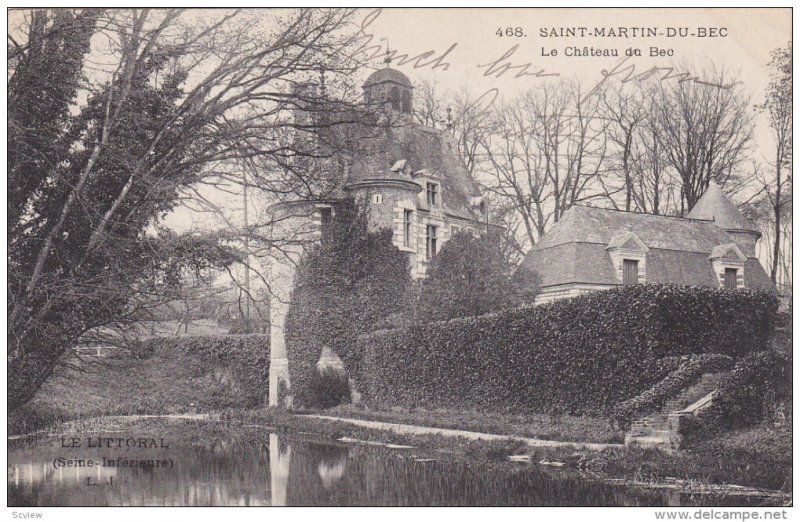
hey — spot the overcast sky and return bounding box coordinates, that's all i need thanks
[164,8,788,230]
[351,7,789,101]
[63,7,782,233]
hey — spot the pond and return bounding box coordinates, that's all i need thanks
[7,417,781,507]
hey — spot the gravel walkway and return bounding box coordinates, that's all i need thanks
[304,414,620,451]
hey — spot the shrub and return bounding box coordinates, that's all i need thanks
[710,350,792,428]
[356,285,776,416]
[612,353,734,429]
[309,367,352,409]
[131,334,270,407]
[415,231,538,323]
[645,285,777,358]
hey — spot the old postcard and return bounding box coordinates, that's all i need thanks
[5,5,793,516]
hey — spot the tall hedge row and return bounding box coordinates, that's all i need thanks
[356,285,777,415]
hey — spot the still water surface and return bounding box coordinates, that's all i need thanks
[7,417,780,507]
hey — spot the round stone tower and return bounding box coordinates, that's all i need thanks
[265,200,333,407]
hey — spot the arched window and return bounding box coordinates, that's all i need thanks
[390,87,400,110]
[401,89,412,113]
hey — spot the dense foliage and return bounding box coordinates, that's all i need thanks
[644,285,778,358]
[284,200,411,408]
[8,334,270,435]
[308,368,352,409]
[356,285,777,415]
[612,354,734,429]
[129,335,271,405]
[711,350,792,428]
[415,231,539,322]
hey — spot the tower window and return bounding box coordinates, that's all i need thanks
[426,182,439,207]
[319,207,332,242]
[403,210,413,248]
[401,90,412,113]
[426,225,438,260]
[390,87,400,110]
[372,193,383,204]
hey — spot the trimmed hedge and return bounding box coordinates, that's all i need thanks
[356,285,776,415]
[612,353,734,429]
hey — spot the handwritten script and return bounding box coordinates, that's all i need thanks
[338,9,737,113]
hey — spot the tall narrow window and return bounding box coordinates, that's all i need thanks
[390,87,400,110]
[426,182,439,207]
[319,208,332,243]
[401,90,412,113]
[403,210,413,248]
[724,268,738,290]
[622,259,639,286]
[426,225,438,260]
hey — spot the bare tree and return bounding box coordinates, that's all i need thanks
[627,86,682,215]
[758,44,792,285]
[654,66,754,211]
[7,8,371,411]
[600,85,647,211]
[480,81,609,250]
[413,80,446,128]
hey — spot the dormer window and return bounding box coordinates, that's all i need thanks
[606,231,648,286]
[709,243,746,290]
[426,182,439,207]
[724,268,738,290]
[623,259,639,286]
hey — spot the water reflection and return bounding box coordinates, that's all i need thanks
[6,420,778,507]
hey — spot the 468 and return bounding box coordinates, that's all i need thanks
[496,27,526,37]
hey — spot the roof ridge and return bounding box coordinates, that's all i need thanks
[534,240,755,258]
[570,204,716,223]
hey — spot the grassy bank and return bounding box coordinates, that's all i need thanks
[8,336,268,436]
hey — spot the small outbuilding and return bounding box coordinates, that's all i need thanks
[520,183,774,304]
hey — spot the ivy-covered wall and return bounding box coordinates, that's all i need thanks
[356,285,777,415]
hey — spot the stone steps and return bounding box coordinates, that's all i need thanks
[625,371,728,450]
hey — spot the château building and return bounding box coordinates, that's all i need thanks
[264,65,488,406]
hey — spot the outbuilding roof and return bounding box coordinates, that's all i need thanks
[521,205,773,291]
[687,182,758,232]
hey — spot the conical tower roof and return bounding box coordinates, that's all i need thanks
[687,182,756,231]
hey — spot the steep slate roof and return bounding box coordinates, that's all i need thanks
[521,205,774,290]
[537,206,735,251]
[687,183,757,232]
[346,121,483,221]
